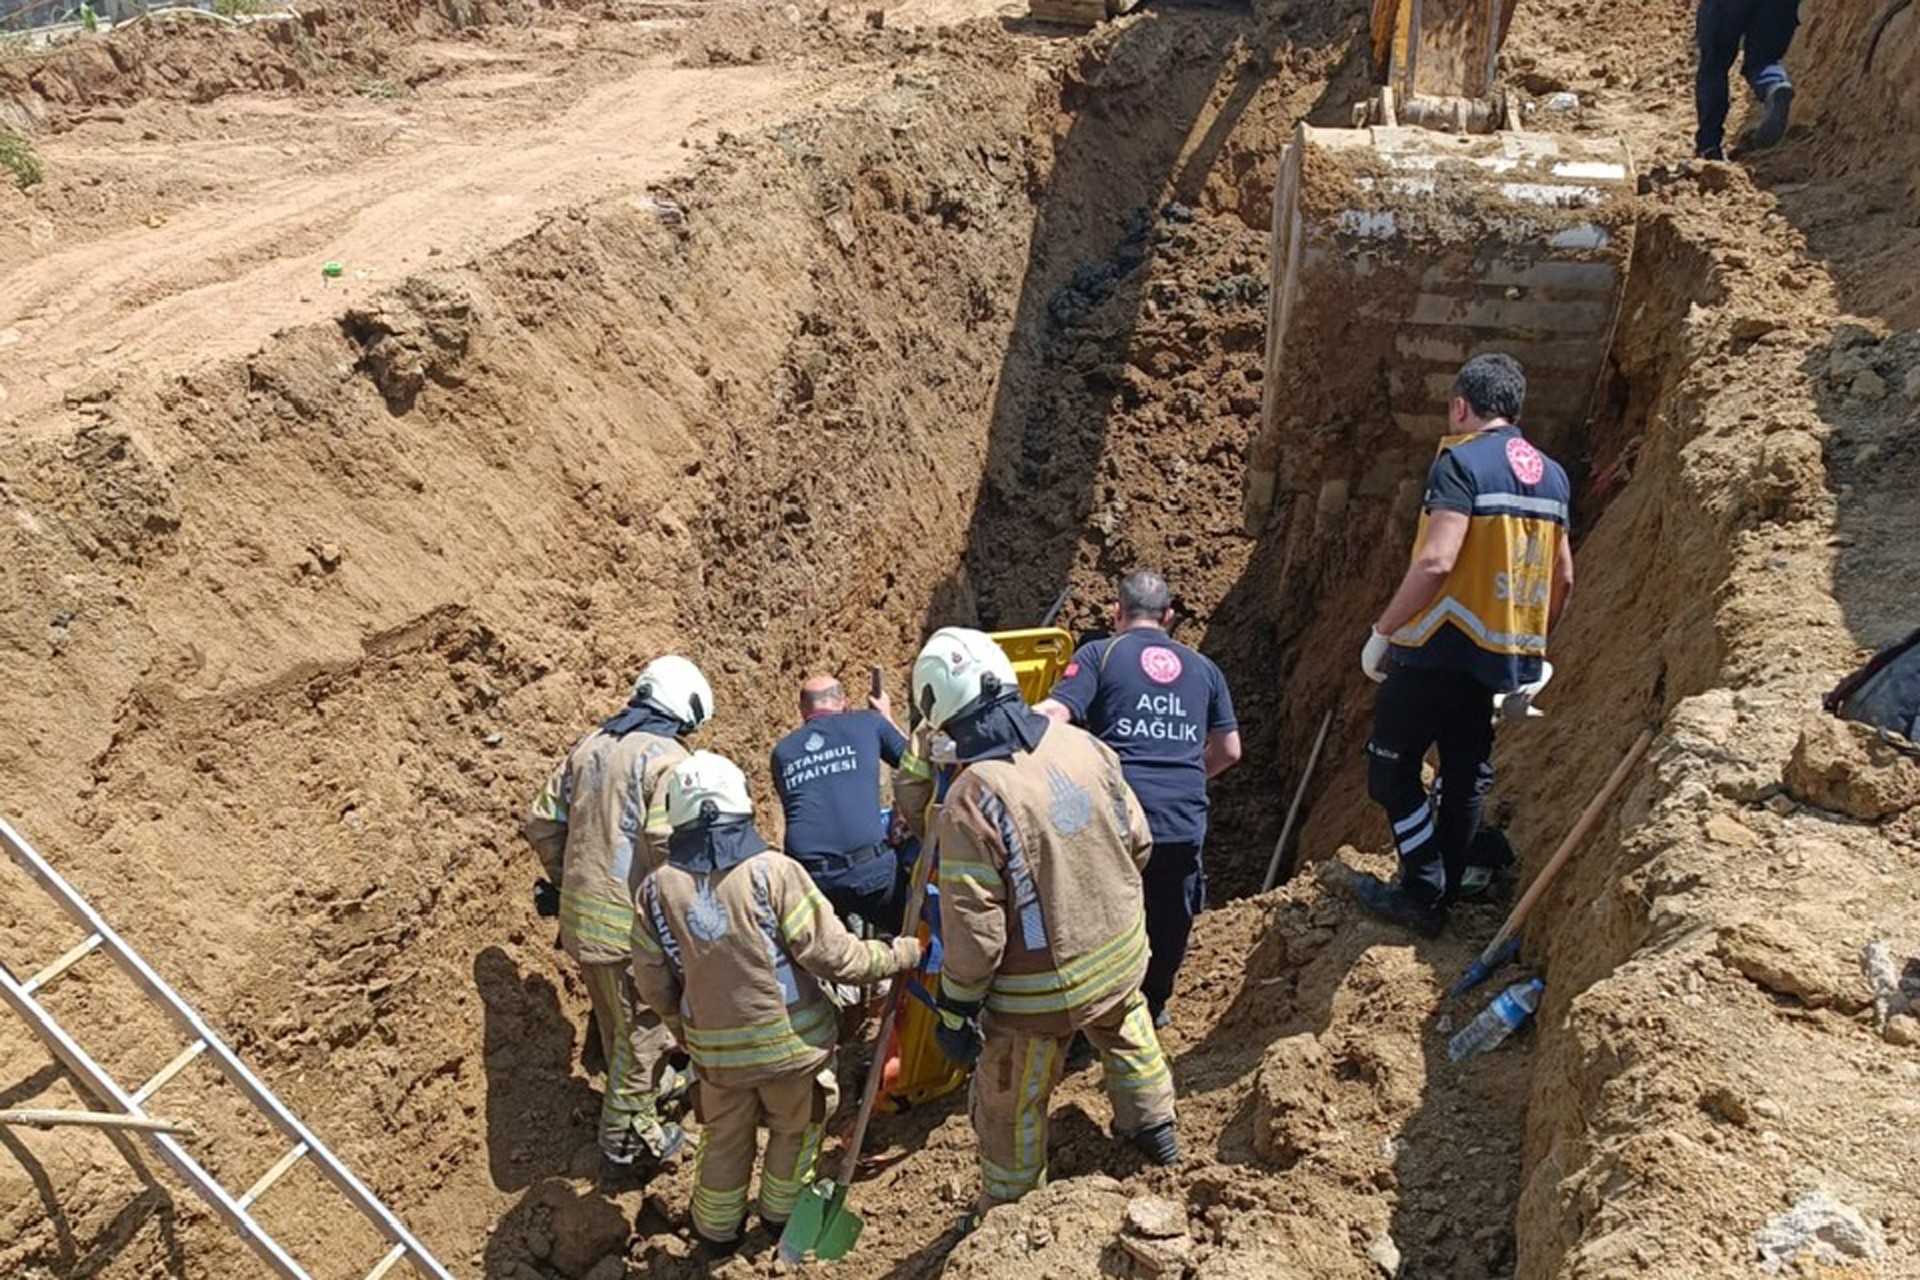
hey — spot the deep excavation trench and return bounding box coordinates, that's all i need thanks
[3,1,1920,1278]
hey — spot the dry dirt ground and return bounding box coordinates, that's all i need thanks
[2,1,1918,1279]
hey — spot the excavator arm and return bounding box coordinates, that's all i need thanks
[1371,0,1520,97]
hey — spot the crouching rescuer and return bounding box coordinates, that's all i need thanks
[1357,354,1575,937]
[913,627,1179,1213]
[523,655,713,1170]
[631,751,921,1252]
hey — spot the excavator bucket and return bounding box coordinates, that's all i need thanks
[1246,122,1635,528]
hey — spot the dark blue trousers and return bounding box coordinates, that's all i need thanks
[804,847,904,937]
[1696,0,1800,156]
[1141,840,1204,1018]
[1366,665,1497,911]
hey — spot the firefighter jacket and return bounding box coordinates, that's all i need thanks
[933,720,1155,1034]
[524,721,688,965]
[632,822,918,1090]
[892,721,939,841]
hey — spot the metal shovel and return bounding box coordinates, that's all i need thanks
[777,991,901,1263]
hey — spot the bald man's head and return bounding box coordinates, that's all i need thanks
[799,675,847,717]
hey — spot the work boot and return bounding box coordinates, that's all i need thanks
[603,1121,687,1176]
[1129,1121,1181,1167]
[694,1233,744,1264]
[1752,83,1794,149]
[1350,874,1447,939]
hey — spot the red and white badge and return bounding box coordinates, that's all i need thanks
[1063,662,1080,678]
[1506,436,1545,485]
[1140,646,1183,684]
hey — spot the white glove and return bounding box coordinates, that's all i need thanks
[1361,629,1392,684]
[928,732,958,765]
[1496,661,1554,721]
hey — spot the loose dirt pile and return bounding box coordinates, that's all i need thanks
[2,1,1918,1279]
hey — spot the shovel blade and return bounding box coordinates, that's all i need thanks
[813,1199,866,1262]
[777,1179,847,1265]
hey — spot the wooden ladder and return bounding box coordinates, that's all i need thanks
[0,816,458,1280]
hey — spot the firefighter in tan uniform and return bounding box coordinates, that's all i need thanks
[912,627,1180,1213]
[524,655,713,1170]
[631,751,921,1252]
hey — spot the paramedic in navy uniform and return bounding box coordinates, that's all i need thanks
[1038,570,1242,1027]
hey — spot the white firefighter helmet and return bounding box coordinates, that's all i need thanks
[632,654,714,730]
[665,750,753,828]
[911,627,1018,730]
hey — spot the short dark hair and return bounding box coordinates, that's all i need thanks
[1450,354,1526,423]
[1118,569,1172,621]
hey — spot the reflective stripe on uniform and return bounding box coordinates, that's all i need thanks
[683,1003,837,1072]
[758,1122,823,1222]
[973,789,1047,951]
[1393,596,1548,655]
[898,751,933,781]
[1471,492,1568,520]
[751,862,802,1005]
[641,880,683,974]
[690,1176,749,1240]
[983,917,1148,1017]
[560,885,636,952]
[1101,999,1172,1094]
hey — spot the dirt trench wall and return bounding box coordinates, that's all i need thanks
[1501,181,1920,1279]
[0,30,1056,1276]
[1786,0,1920,326]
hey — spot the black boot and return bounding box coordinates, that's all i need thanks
[1351,873,1447,939]
[1752,82,1794,149]
[1129,1121,1180,1167]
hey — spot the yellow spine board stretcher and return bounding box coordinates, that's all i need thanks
[880,627,1074,1112]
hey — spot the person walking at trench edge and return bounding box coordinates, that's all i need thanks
[1693,0,1801,160]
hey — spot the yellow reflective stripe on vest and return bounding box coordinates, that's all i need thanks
[941,974,993,1005]
[1395,510,1559,658]
[984,918,1148,1016]
[898,751,933,781]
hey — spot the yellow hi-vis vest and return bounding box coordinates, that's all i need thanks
[1390,426,1570,692]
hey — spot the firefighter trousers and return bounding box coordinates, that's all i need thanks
[970,990,1174,1208]
[580,959,675,1163]
[689,1068,835,1243]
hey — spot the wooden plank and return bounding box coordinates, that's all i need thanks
[23,932,102,994]
[132,1040,208,1105]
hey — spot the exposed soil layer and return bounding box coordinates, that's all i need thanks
[2,2,1918,1280]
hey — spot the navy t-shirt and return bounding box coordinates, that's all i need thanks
[1048,629,1237,846]
[770,710,908,865]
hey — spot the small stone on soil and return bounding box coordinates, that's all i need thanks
[1125,1196,1186,1239]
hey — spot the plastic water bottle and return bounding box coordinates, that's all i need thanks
[1447,978,1544,1062]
